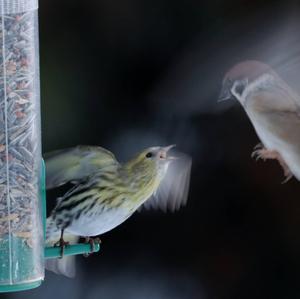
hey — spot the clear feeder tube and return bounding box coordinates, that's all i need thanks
[0,0,43,291]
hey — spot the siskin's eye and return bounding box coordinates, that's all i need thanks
[145,152,153,158]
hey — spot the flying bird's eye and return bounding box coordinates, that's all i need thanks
[234,79,248,96]
[145,152,153,158]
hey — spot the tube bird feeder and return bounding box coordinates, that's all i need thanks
[0,1,100,292]
[0,0,43,292]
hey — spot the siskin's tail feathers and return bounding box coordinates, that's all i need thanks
[45,217,79,277]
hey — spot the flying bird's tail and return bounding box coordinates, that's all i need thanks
[45,216,79,277]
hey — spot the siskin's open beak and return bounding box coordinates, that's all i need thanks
[164,144,176,152]
[160,144,177,160]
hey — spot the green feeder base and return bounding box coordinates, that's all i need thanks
[0,235,44,293]
[0,280,42,293]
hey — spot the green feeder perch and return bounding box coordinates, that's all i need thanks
[0,0,100,293]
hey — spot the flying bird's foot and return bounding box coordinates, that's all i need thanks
[251,144,293,183]
[253,143,263,151]
[279,162,293,184]
[251,145,278,161]
[54,237,69,258]
[83,237,101,257]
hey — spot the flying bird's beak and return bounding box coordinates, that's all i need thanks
[218,80,234,102]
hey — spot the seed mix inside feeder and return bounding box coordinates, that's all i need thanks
[0,0,44,291]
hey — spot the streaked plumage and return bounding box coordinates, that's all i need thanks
[45,145,191,276]
[219,60,300,181]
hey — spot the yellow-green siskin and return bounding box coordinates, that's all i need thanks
[45,145,192,276]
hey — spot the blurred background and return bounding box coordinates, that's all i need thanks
[5,0,300,298]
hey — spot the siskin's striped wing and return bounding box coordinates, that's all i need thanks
[142,151,192,212]
[45,145,120,190]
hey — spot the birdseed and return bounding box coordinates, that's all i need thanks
[0,11,41,248]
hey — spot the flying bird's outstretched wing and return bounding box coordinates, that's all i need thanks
[249,74,300,114]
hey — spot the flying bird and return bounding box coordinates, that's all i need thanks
[45,145,191,276]
[219,60,300,182]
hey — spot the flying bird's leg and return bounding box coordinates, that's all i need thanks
[83,237,101,257]
[253,143,263,150]
[251,144,293,182]
[54,229,69,258]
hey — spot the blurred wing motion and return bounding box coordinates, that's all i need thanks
[257,75,300,113]
[45,218,79,277]
[142,152,192,212]
[45,255,76,278]
[45,145,120,189]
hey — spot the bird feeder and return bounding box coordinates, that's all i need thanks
[0,0,100,292]
[0,0,44,291]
